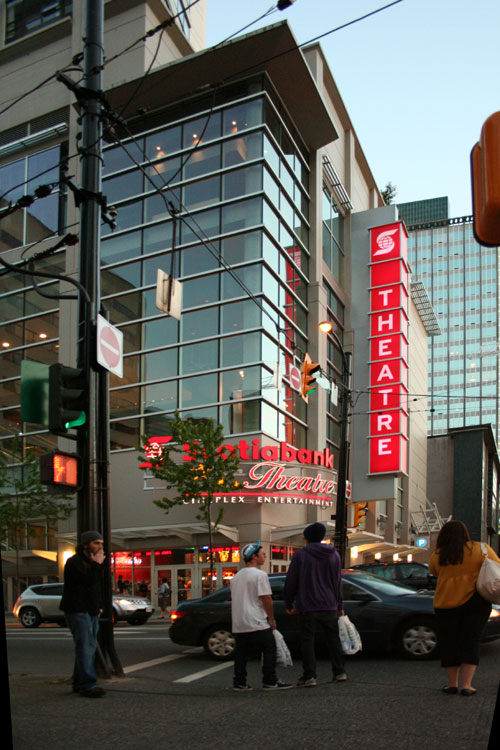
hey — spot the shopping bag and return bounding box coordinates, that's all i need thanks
[273,628,293,667]
[338,614,362,655]
[476,543,500,604]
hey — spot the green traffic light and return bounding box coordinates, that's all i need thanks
[64,411,87,430]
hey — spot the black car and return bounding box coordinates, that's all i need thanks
[169,571,500,661]
[353,561,437,590]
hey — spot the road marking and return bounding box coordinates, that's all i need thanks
[124,653,186,674]
[174,661,233,683]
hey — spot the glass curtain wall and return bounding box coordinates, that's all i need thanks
[0,144,67,458]
[408,220,499,441]
[100,76,312,451]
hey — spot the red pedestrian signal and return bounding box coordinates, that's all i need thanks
[300,353,321,403]
[40,451,80,491]
[471,111,500,247]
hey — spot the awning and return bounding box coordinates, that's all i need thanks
[58,523,239,547]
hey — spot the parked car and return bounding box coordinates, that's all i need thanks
[169,571,500,661]
[353,561,436,590]
[13,583,155,627]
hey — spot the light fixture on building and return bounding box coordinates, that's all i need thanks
[407,553,413,562]
[375,552,381,560]
[2,341,10,348]
[351,546,358,560]
[39,332,47,339]
[393,553,400,561]
[319,320,333,334]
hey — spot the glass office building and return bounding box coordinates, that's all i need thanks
[407,216,499,441]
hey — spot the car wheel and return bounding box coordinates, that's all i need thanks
[203,626,235,660]
[19,607,42,628]
[397,617,438,660]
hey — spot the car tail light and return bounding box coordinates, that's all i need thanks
[489,608,500,619]
[170,610,186,621]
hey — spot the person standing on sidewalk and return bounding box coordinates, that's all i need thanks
[230,541,292,692]
[157,578,170,619]
[60,530,106,698]
[284,522,346,687]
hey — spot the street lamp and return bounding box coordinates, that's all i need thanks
[319,321,351,566]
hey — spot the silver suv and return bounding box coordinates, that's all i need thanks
[13,583,154,627]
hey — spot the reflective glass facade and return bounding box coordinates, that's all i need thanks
[99,77,312,451]
[408,219,499,441]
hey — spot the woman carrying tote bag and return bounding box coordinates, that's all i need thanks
[429,520,500,696]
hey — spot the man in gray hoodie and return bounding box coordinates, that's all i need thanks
[283,522,346,687]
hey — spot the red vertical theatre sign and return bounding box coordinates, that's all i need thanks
[368,223,409,475]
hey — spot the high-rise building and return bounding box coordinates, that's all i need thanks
[1,2,431,609]
[404,209,499,442]
[397,196,449,227]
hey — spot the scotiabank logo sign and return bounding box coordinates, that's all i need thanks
[140,438,338,504]
[368,222,409,475]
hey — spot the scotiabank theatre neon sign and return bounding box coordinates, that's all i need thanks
[368,222,409,475]
[140,438,342,508]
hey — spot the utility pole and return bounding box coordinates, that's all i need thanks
[71,0,123,678]
[334,351,351,567]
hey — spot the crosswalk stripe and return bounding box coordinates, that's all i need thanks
[124,653,186,674]
[173,661,233,683]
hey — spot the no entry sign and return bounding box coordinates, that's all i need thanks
[97,315,123,378]
[289,364,302,392]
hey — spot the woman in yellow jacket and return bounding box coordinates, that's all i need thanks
[429,520,500,696]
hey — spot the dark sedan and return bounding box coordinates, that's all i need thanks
[169,571,500,661]
[352,561,437,591]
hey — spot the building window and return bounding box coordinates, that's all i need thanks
[322,183,344,286]
[5,0,72,43]
[0,144,66,251]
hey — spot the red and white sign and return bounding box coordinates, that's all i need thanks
[368,222,409,475]
[288,363,302,392]
[97,314,123,378]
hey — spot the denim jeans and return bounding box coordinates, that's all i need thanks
[66,612,99,692]
[233,628,277,687]
[299,610,344,680]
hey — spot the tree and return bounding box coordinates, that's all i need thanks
[0,438,74,597]
[139,412,241,592]
[381,181,397,205]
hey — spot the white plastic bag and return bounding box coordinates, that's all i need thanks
[338,614,362,655]
[273,628,293,667]
[476,543,500,604]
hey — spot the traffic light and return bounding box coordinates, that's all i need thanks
[300,353,321,403]
[40,451,81,491]
[471,111,500,247]
[353,502,368,527]
[49,363,87,434]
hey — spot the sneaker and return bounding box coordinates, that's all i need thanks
[333,673,347,682]
[297,677,317,688]
[263,681,293,691]
[233,684,253,692]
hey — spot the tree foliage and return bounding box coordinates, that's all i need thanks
[138,412,241,589]
[381,181,397,205]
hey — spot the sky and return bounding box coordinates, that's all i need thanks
[206,0,500,218]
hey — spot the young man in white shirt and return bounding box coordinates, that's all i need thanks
[230,541,292,692]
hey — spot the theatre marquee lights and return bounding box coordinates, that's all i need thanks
[368,222,409,475]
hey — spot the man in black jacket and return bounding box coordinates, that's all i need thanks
[60,530,105,697]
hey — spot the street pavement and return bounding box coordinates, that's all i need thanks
[5,614,500,750]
